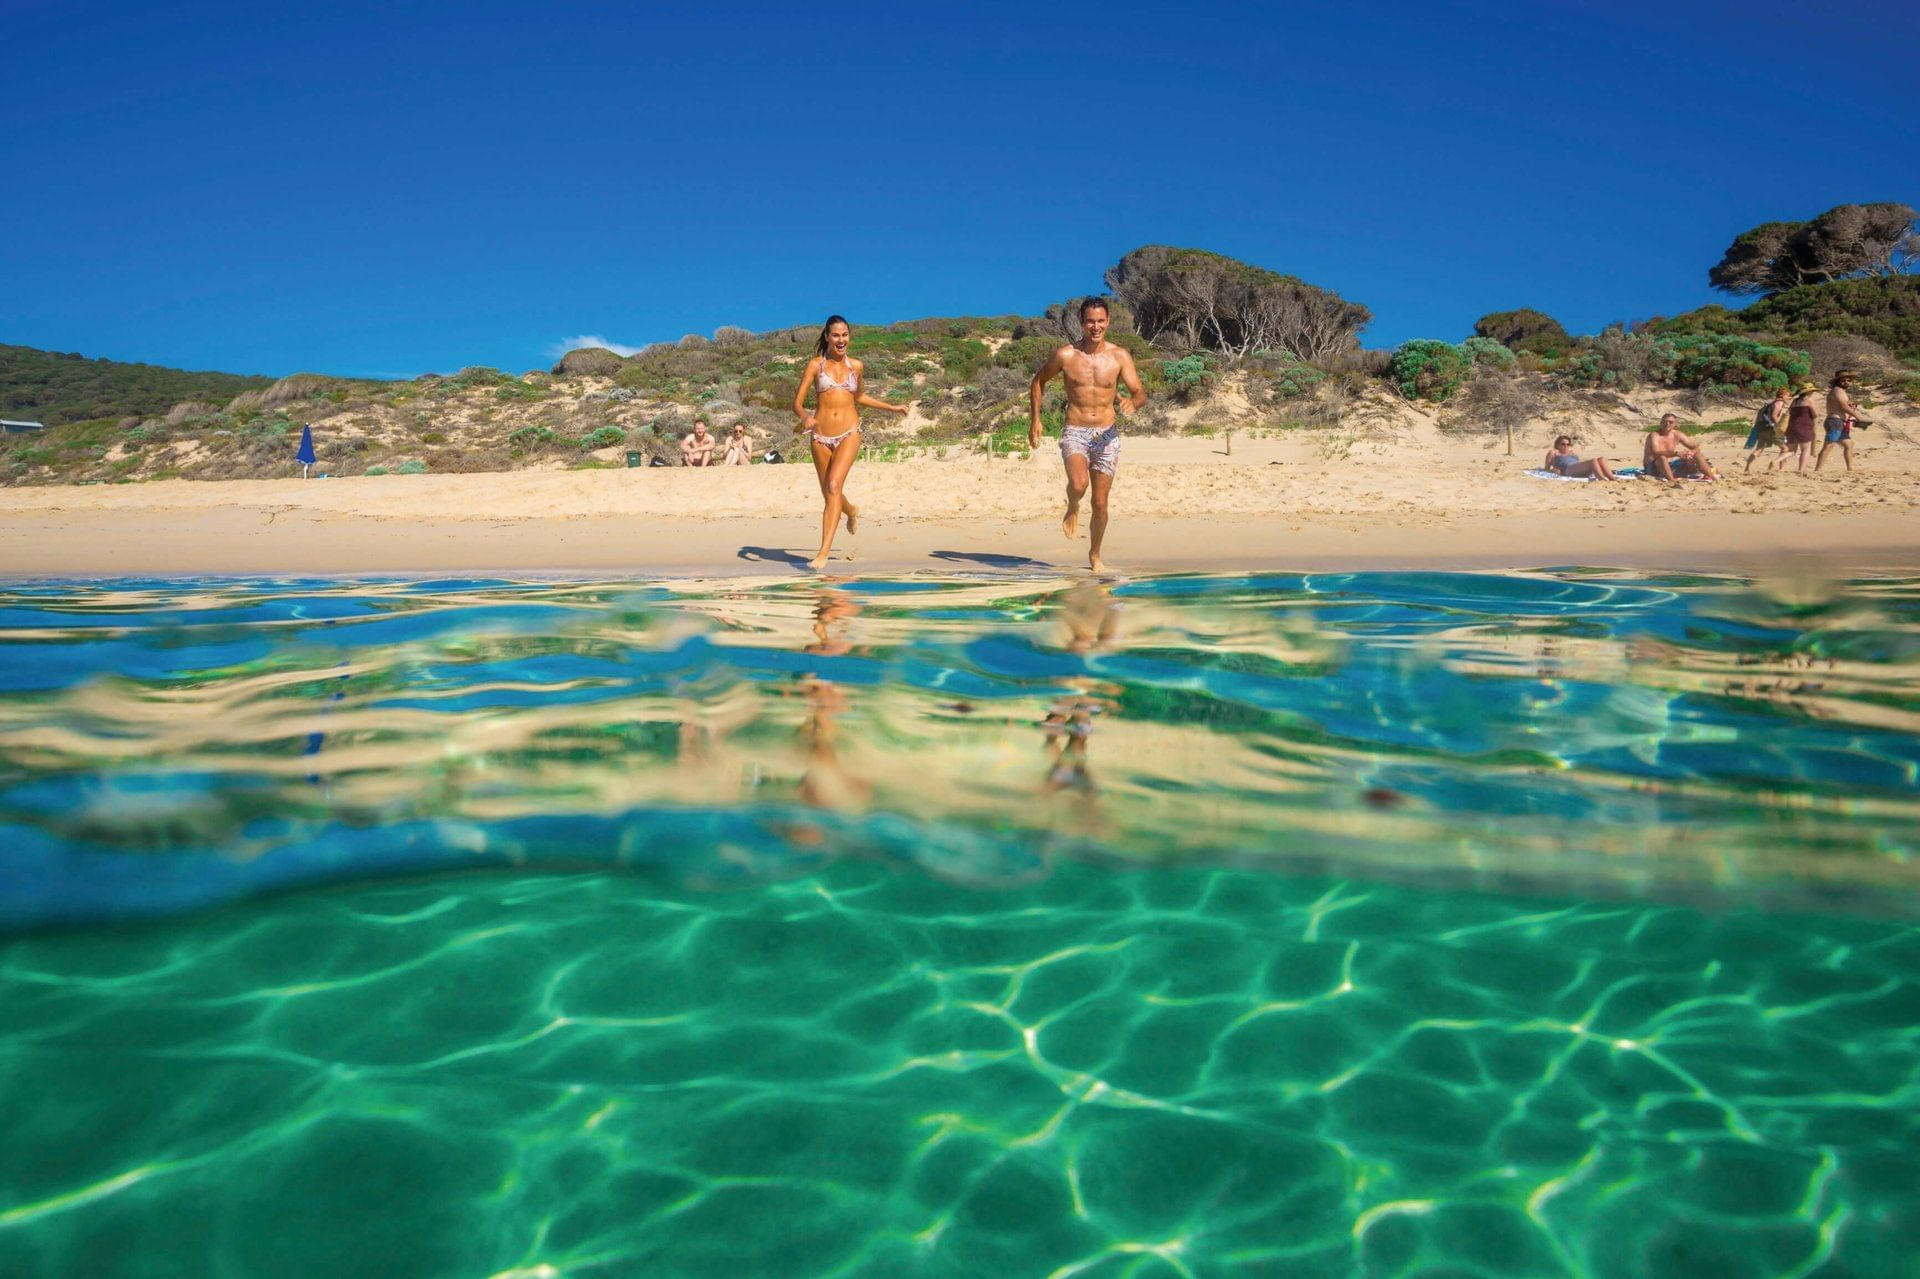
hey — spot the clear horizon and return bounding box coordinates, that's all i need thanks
[4,0,1915,380]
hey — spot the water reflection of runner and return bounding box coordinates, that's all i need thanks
[1041,583,1120,804]
[796,590,869,811]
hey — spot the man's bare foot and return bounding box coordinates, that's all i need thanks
[1063,505,1080,539]
[1088,553,1105,573]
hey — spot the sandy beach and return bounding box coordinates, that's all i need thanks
[4,412,1917,577]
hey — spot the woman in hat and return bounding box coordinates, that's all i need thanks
[1784,382,1820,472]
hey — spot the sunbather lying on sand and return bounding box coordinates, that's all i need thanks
[1544,435,1621,480]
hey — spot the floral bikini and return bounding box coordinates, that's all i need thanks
[812,359,860,448]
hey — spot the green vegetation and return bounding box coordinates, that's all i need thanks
[1708,203,1916,296]
[1657,277,1920,360]
[0,344,272,426]
[1391,340,1474,402]
[1472,309,1571,358]
[1460,337,1516,370]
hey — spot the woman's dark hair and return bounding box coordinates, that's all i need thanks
[815,315,851,357]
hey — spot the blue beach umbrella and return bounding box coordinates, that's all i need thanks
[296,423,316,477]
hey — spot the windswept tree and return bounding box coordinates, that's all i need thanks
[1105,246,1371,360]
[1710,203,1917,296]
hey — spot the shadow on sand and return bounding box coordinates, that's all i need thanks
[929,551,1053,571]
[737,546,812,569]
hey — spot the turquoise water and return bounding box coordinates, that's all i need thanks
[1,570,1917,1276]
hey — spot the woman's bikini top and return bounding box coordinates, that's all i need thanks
[816,359,858,394]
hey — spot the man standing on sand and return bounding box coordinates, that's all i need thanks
[681,419,716,467]
[1029,298,1147,572]
[1816,370,1862,472]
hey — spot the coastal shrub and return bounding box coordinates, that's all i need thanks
[1661,334,1808,394]
[578,426,625,451]
[395,459,426,475]
[1161,354,1212,401]
[1245,351,1327,402]
[1390,340,1473,402]
[365,465,389,476]
[1472,309,1572,358]
[1658,277,1920,359]
[712,326,755,347]
[1554,327,1675,390]
[993,336,1058,375]
[495,381,547,402]
[1461,337,1517,370]
[553,347,626,378]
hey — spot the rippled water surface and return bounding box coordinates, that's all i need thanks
[2,569,1918,1277]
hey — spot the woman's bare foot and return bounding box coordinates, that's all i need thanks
[1063,504,1080,539]
[843,502,859,535]
[807,552,830,570]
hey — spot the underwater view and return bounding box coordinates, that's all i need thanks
[1,568,1917,1277]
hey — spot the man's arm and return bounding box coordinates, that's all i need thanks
[1116,349,1146,416]
[1029,348,1067,447]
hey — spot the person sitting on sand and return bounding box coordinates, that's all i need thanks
[722,423,752,466]
[1643,414,1719,482]
[1744,387,1790,473]
[1784,383,1820,472]
[682,419,717,467]
[1544,434,1620,480]
[1816,369,1862,473]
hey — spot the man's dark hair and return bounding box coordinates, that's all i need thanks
[1079,296,1110,319]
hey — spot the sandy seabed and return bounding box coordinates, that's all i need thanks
[2,427,1917,578]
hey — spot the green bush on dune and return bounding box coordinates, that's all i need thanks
[1460,337,1517,370]
[1391,340,1474,402]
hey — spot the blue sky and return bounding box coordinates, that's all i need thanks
[4,0,1915,378]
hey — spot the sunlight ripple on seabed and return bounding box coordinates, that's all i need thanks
[1,569,1918,1277]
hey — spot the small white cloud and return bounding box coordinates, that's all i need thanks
[548,333,647,359]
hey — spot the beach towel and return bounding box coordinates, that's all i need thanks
[1525,468,1595,482]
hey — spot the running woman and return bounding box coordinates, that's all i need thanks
[792,315,910,568]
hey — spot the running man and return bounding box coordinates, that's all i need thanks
[1029,298,1147,572]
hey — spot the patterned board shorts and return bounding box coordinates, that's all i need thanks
[1060,424,1122,476]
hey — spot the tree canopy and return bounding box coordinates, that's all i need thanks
[1472,308,1571,357]
[1104,246,1371,360]
[1709,203,1917,296]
